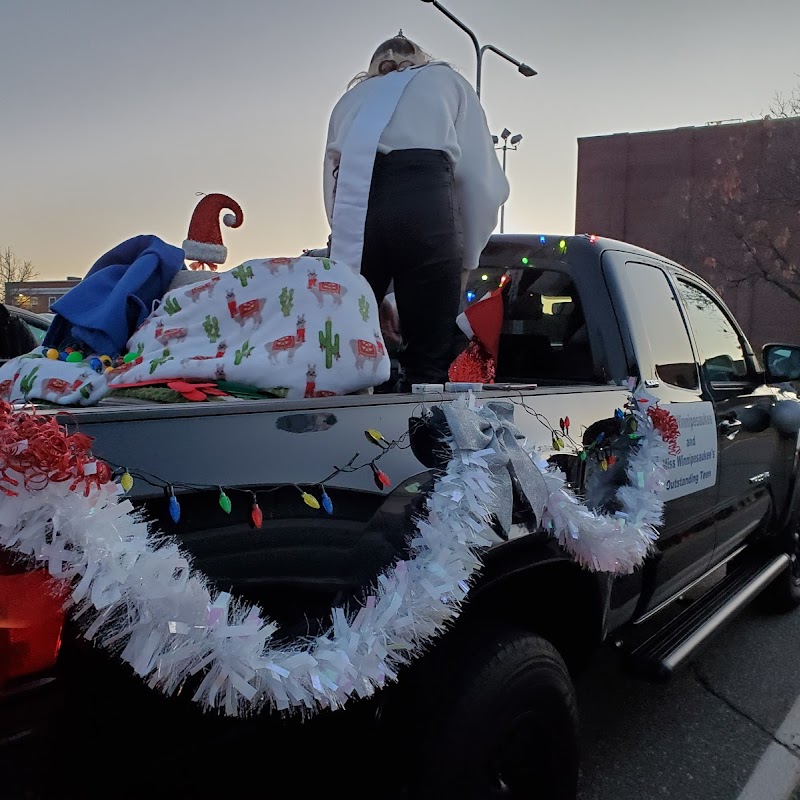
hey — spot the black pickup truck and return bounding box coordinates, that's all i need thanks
[4,233,800,800]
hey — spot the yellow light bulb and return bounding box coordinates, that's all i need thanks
[365,429,385,445]
[301,492,321,510]
[120,472,134,492]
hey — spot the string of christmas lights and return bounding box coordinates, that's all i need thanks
[104,427,412,528]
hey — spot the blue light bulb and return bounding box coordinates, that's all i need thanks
[321,489,334,515]
[539,235,547,245]
[466,291,476,303]
[169,495,181,523]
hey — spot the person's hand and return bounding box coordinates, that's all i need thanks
[379,297,403,353]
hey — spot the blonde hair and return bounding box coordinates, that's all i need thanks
[348,34,432,89]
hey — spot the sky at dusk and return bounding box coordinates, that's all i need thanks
[1,0,798,281]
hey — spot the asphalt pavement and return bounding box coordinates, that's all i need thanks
[577,602,800,800]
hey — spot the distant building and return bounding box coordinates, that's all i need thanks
[575,117,800,349]
[4,278,81,314]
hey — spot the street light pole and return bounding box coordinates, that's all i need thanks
[419,0,536,98]
[492,129,523,233]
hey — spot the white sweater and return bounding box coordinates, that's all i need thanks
[324,64,510,271]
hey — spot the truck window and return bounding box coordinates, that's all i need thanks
[466,266,595,383]
[623,264,699,390]
[677,279,748,384]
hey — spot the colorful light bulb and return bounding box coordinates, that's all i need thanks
[372,464,391,490]
[321,488,334,515]
[120,471,134,493]
[251,501,263,528]
[169,493,181,523]
[365,429,385,446]
[219,490,232,514]
[301,491,320,510]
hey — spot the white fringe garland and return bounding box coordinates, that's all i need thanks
[539,426,667,574]
[0,392,669,716]
[0,410,497,717]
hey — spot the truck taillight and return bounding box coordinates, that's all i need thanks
[0,551,68,686]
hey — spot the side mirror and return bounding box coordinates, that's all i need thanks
[763,343,800,383]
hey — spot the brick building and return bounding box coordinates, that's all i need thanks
[575,117,800,349]
[4,278,81,314]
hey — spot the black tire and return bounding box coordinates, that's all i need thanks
[759,517,800,613]
[405,627,579,800]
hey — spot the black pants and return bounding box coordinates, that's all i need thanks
[360,149,463,386]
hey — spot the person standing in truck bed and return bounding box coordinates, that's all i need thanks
[324,34,509,388]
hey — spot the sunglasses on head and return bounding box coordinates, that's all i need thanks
[378,59,415,75]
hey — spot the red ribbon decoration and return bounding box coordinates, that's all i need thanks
[647,406,682,456]
[0,401,111,497]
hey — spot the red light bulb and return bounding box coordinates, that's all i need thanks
[251,501,263,529]
[372,464,391,490]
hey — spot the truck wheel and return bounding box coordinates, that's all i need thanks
[405,628,579,799]
[759,520,800,613]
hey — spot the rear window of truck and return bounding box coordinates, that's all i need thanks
[466,242,596,384]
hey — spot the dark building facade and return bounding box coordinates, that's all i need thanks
[4,279,81,314]
[575,117,800,349]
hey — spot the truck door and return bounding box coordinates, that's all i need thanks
[603,257,716,611]
[675,277,776,564]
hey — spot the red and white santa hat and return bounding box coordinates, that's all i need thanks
[455,287,504,363]
[182,193,244,266]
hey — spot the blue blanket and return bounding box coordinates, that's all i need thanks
[44,235,185,357]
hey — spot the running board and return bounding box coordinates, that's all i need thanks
[623,554,790,681]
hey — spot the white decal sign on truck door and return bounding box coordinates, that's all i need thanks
[660,401,718,500]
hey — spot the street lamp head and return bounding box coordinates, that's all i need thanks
[510,133,523,145]
[518,63,537,78]
[491,135,499,145]
[501,128,511,140]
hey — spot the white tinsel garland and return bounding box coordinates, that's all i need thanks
[537,392,669,573]
[0,391,671,715]
[0,401,497,717]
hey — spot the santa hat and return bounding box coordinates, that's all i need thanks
[182,193,244,266]
[456,288,504,363]
[449,288,505,384]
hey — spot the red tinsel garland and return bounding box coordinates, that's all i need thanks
[647,406,681,456]
[0,401,110,497]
